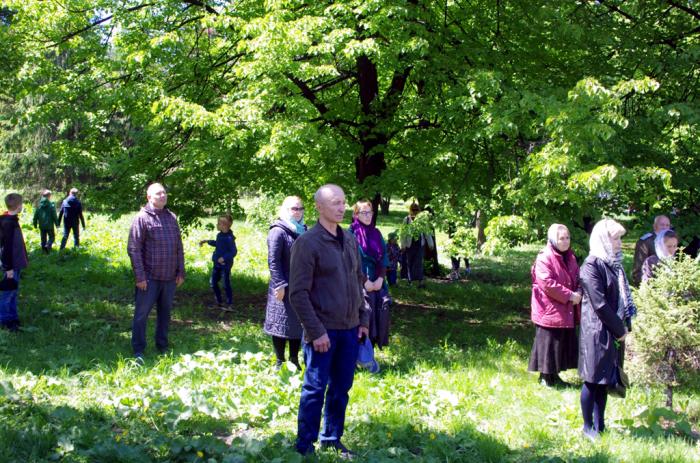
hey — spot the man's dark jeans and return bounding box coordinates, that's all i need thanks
[40,229,55,252]
[296,327,360,455]
[132,279,176,355]
[210,262,232,304]
[60,222,80,249]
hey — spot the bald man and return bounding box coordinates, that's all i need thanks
[127,183,185,360]
[289,184,369,458]
[632,215,671,286]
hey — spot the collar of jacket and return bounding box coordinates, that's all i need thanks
[310,221,344,241]
[143,203,168,216]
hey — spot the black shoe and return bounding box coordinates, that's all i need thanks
[5,320,19,332]
[321,440,356,459]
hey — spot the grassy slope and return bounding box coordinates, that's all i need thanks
[0,210,697,462]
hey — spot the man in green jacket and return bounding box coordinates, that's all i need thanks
[32,189,59,254]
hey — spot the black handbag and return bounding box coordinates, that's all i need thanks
[608,342,629,398]
[0,277,17,291]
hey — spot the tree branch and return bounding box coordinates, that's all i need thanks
[666,0,700,21]
[182,0,218,15]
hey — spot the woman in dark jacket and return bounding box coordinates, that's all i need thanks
[350,200,391,350]
[578,219,634,440]
[263,196,306,369]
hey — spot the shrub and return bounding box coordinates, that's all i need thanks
[444,227,479,259]
[482,215,532,256]
[244,192,286,230]
[398,211,434,245]
[628,254,700,408]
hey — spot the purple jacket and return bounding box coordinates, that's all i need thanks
[531,243,580,328]
[127,204,185,283]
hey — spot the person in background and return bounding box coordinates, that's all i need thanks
[528,224,581,387]
[58,187,86,249]
[386,232,400,287]
[289,184,369,458]
[200,214,237,310]
[401,203,433,288]
[264,196,306,369]
[631,215,671,286]
[350,199,391,350]
[32,189,59,254]
[127,183,185,361]
[0,193,28,332]
[641,229,679,282]
[578,219,634,441]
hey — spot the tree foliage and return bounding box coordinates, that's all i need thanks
[0,1,698,228]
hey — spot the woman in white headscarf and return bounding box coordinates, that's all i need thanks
[578,219,635,440]
[641,229,679,282]
[528,224,581,387]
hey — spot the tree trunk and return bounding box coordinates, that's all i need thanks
[380,195,391,215]
[475,210,486,247]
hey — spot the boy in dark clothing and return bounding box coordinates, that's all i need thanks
[0,193,28,331]
[58,187,86,249]
[32,189,59,253]
[199,215,237,310]
[386,232,400,286]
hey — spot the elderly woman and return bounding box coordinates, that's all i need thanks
[579,219,634,440]
[263,196,306,369]
[642,229,679,282]
[528,224,581,387]
[350,200,391,349]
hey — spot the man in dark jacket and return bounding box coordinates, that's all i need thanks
[58,188,87,249]
[32,189,59,253]
[631,215,670,286]
[0,193,28,331]
[127,183,185,360]
[289,184,369,458]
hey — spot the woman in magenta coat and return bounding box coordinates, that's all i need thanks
[528,223,582,387]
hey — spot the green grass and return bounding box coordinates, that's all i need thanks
[0,212,697,462]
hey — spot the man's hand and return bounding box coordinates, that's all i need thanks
[5,270,14,280]
[136,280,147,291]
[176,276,185,287]
[373,278,384,291]
[364,280,375,292]
[358,326,369,340]
[274,287,285,301]
[312,333,331,353]
[618,331,628,343]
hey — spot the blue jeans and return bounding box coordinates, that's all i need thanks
[0,269,21,323]
[40,228,55,251]
[131,279,176,355]
[211,263,232,304]
[296,327,360,454]
[60,222,80,249]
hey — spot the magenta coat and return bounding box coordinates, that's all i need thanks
[530,243,580,328]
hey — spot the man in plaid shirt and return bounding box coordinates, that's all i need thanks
[127,183,185,360]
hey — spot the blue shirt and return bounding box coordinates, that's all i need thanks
[207,231,237,265]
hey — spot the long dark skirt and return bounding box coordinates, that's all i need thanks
[528,325,578,374]
[368,289,391,348]
[405,239,424,282]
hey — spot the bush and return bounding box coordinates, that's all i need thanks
[628,254,700,408]
[398,211,434,245]
[444,227,478,259]
[482,215,532,256]
[244,192,286,230]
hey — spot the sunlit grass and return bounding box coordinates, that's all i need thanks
[0,212,697,462]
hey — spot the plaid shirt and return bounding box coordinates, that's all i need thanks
[127,204,185,282]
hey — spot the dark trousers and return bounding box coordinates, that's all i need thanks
[581,382,608,433]
[60,222,80,249]
[386,268,397,286]
[0,269,21,324]
[296,327,360,454]
[40,228,56,252]
[210,263,232,304]
[272,336,301,365]
[131,279,176,355]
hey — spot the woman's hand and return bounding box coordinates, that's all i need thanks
[617,331,628,343]
[569,291,582,305]
[274,287,285,301]
[364,280,375,292]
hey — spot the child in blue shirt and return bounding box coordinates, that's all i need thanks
[200,215,237,310]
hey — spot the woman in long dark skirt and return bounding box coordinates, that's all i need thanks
[263,196,306,369]
[528,224,581,387]
[350,200,391,351]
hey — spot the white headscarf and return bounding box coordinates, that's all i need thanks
[588,219,622,264]
[547,224,567,250]
[654,229,675,260]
